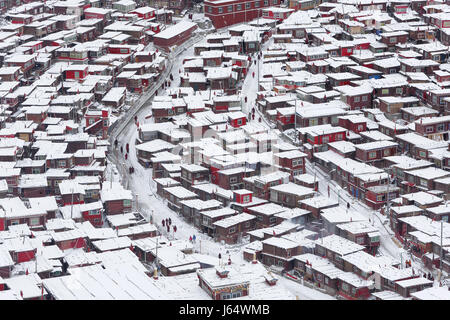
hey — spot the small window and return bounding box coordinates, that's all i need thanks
[368,151,377,159]
[255,1,260,7]
[123,199,131,207]
[420,178,428,187]
[229,227,236,234]
[264,0,268,5]
[30,217,40,226]
[362,95,368,102]
[218,7,223,13]
[245,2,251,9]
[228,5,233,11]
[237,4,242,10]
[354,96,360,102]
[356,236,365,244]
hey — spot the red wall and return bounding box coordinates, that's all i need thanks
[85,12,105,19]
[58,238,85,250]
[230,117,246,128]
[234,192,252,203]
[108,47,130,54]
[66,69,87,79]
[17,250,35,263]
[82,212,102,227]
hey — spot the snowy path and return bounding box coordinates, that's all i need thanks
[240,38,275,129]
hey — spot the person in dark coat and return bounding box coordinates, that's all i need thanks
[347,202,350,209]
[120,146,123,153]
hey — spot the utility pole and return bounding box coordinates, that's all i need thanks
[257,11,261,94]
[439,220,443,281]
[294,99,297,144]
[400,252,403,269]
[70,187,74,219]
[155,237,159,270]
[386,176,391,221]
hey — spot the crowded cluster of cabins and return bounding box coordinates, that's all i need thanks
[0,0,448,300]
[133,0,450,299]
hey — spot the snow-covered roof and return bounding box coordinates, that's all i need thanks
[92,236,132,252]
[410,286,450,300]
[164,186,197,199]
[299,195,339,209]
[315,235,365,256]
[320,207,367,224]
[213,213,255,229]
[154,21,197,40]
[270,182,315,197]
